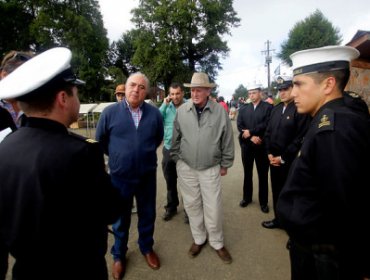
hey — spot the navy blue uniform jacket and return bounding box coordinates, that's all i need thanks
[0,117,120,279]
[277,98,370,277]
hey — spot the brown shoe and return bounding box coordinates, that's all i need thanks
[112,259,126,280]
[144,251,160,270]
[216,247,232,264]
[188,240,207,258]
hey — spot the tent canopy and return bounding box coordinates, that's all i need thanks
[79,103,97,114]
[92,102,115,113]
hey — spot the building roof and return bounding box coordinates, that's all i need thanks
[346,30,370,60]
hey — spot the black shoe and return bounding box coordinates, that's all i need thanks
[162,209,177,221]
[260,205,269,213]
[239,199,251,208]
[261,219,280,229]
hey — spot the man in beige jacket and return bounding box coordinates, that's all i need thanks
[171,72,234,264]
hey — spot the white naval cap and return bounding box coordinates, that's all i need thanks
[247,83,263,91]
[0,47,85,100]
[275,70,293,90]
[290,45,360,76]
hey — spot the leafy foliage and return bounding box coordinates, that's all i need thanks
[0,0,109,102]
[113,0,240,92]
[232,84,248,100]
[1,0,240,101]
[0,1,34,55]
[278,9,342,65]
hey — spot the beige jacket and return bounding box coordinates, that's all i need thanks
[171,100,234,170]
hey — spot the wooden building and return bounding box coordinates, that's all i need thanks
[346,30,370,110]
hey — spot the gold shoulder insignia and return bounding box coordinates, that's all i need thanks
[85,138,98,143]
[318,114,330,128]
[348,92,360,98]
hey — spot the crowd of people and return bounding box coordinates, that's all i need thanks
[0,44,369,280]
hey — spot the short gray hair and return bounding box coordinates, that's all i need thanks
[127,72,150,92]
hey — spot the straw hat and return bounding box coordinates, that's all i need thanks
[184,72,216,88]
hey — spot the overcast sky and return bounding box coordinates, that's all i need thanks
[99,0,370,100]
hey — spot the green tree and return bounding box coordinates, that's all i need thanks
[30,0,109,102]
[109,30,140,79]
[278,9,342,65]
[232,84,247,100]
[118,0,240,92]
[0,1,34,55]
[0,0,109,102]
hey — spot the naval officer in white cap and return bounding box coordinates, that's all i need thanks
[0,47,120,280]
[262,73,310,230]
[277,46,370,280]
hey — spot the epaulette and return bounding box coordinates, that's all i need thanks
[316,109,334,131]
[345,91,360,98]
[69,131,98,144]
[85,138,98,143]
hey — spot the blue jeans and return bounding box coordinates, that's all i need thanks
[110,172,157,260]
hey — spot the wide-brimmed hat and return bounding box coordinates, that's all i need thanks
[184,72,216,88]
[290,45,360,76]
[0,47,85,100]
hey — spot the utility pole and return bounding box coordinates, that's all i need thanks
[261,40,275,94]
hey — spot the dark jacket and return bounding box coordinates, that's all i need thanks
[0,106,16,132]
[95,100,164,185]
[264,101,310,164]
[237,101,273,144]
[0,117,120,279]
[277,98,370,277]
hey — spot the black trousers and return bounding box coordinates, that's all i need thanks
[0,241,8,280]
[269,163,290,220]
[240,142,269,206]
[162,147,179,211]
[288,239,364,280]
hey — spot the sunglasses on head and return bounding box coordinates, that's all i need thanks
[0,51,32,70]
[4,51,31,64]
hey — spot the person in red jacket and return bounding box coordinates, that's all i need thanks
[217,96,229,112]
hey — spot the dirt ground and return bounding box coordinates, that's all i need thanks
[6,120,290,280]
